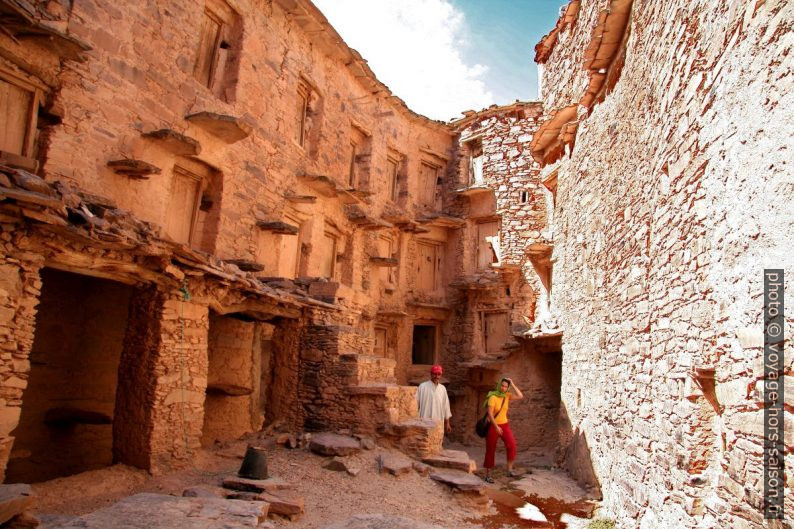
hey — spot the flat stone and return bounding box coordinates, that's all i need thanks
[377,453,413,476]
[107,159,161,178]
[412,462,431,476]
[324,456,353,472]
[222,476,292,493]
[422,449,476,473]
[321,514,445,529]
[185,112,253,143]
[256,221,299,235]
[256,490,304,516]
[429,470,485,492]
[225,491,260,501]
[6,168,53,196]
[0,484,34,525]
[141,129,201,156]
[309,432,361,456]
[48,493,267,528]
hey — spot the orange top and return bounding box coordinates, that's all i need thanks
[488,395,510,425]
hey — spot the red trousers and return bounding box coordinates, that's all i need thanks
[484,421,517,469]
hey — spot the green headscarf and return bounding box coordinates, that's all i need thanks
[483,377,510,408]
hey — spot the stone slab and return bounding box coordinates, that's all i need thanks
[377,453,413,476]
[429,470,485,492]
[256,490,304,516]
[324,456,354,472]
[422,449,476,473]
[0,484,34,525]
[309,432,361,456]
[48,493,267,528]
[321,514,445,529]
[222,476,292,493]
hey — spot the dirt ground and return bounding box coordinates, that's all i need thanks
[29,433,597,529]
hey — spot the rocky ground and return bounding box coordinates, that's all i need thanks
[19,432,600,529]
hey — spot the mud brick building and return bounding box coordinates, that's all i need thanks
[533,0,793,528]
[0,0,554,484]
[0,0,792,527]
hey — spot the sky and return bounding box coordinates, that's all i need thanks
[312,0,565,122]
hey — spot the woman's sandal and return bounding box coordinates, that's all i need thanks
[484,476,495,483]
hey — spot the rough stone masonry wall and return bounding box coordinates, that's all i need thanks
[543,1,793,528]
[115,291,210,474]
[462,108,547,265]
[47,0,453,266]
[0,246,43,482]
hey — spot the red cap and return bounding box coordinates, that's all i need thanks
[431,365,443,375]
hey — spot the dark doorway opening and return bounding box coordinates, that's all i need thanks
[6,268,133,483]
[411,325,437,365]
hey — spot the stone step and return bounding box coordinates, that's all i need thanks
[346,384,418,435]
[422,449,476,473]
[339,353,396,385]
[379,418,443,459]
[429,470,485,492]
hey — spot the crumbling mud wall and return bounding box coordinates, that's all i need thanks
[536,0,794,527]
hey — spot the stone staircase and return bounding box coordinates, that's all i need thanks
[340,351,443,459]
[299,324,443,458]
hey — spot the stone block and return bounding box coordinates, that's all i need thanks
[0,484,33,525]
[422,449,476,473]
[429,470,485,492]
[255,490,304,517]
[222,476,292,494]
[309,433,361,456]
[376,453,413,476]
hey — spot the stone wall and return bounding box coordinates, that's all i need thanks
[202,313,258,446]
[444,104,549,440]
[537,0,794,527]
[0,248,42,482]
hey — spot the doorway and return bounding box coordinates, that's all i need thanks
[6,268,133,482]
[411,325,437,365]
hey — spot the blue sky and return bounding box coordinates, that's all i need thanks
[314,0,564,121]
[452,0,566,104]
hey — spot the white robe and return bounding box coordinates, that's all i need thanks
[416,380,452,422]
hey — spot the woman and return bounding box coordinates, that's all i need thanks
[483,376,524,483]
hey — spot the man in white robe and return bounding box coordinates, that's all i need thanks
[416,364,452,433]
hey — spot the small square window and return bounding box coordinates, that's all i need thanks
[519,190,529,203]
